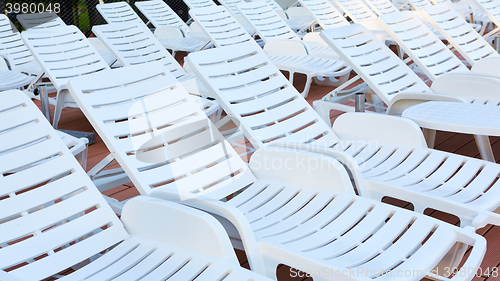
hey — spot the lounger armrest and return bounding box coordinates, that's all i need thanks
[249,145,356,193]
[121,196,239,262]
[148,191,267,274]
[366,180,500,229]
[154,26,184,38]
[332,112,427,147]
[263,40,310,56]
[431,72,500,100]
[386,92,466,116]
[471,58,500,77]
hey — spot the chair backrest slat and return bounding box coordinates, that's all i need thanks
[186,41,340,149]
[422,4,500,65]
[379,11,469,81]
[0,90,126,280]
[320,24,431,104]
[92,23,187,79]
[298,0,350,29]
[237,2,301,43]
[21,26,110,90]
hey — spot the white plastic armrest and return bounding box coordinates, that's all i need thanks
[471,58,500,77]
[263,40,310,56]
[333,112,427,147]
[267,141,369,195]
[249,145,356,193]
[121,196,238,262]
[154,26,184,38]
[431,72,500,100]
[386,92,466,116]
[147,191,267,274]
[0,271,25,281]
[302,32,327,46]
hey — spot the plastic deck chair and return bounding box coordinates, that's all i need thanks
[251,0,315,32]
[186,40,500,230]
[134,0,209,42]
[16,12,65,30]
[21,25,110,129]
[91,22,221,121]
[0,89,269,281]
[429,0,491,34]
[96,2,207,54]
[67,61,488,281]
[298,0,351,29]
[189,6,351,97]
[422,4,500,70]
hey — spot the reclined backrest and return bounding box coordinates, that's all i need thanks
[472,0,500,27]
[183,0,217,9]
[189,6,257,47]
[298,0,350,29]
[407,0,433,10]
[0,15,38,71]
[92,22,187,79]
[68,62,254,199]
[379,11,469,81]
[366,0,400,15]
[237,2,301,43]
[0,90,126,280]
[320,24,431,104]
[422,4,500,65]
[96,1,145,24]
[16,12,66,30]
[21,26,110,90]
[135,0,191,34]
[334,0,379,22]
[186,41,340,149]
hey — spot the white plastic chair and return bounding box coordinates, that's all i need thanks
[66,61,488,281]
[0,89,269,281]
[422,4,500,70]
[96,2,207,55]
[21,25,110,129]
[91,22,221,120]
[189,6,351,97]
[16,12,66,30]
[134,0,210,42]
[186,40,500,230]
[251,0,315,32]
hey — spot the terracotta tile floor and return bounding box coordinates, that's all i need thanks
[34,52,500,281]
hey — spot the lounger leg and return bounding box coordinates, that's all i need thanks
[301,75,313,98]
[422,128,436,148]
[475,135,495,162]
[39,85,51,123]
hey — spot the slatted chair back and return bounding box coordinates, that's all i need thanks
[321,24,432,104]
[96,1,145,25]
[218,0,246,15]
[183,0,218,9]
[0,15,39,72]
[406,0,433,9]
[135,0,191,35]
[189,6,256,47]
[186,41,340,149]
[92,23,187,79]
[256,0,284,11]
[334,0,379,22]
[422,4,500,65]
[0,90,126,281]
[237,2,301,43]
[472,0,500,27]
[298,0,350,29]
[21,26,110,90]
[365,0,400,15]
[16,12,66,30]
[379,11,469,81]
[68,62,254,199]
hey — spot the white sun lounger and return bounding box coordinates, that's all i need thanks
[0,89,270,281]
[189,6,351,97]
[96,1,207,54]
[66,61,488,281]
[186,39,500,229]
